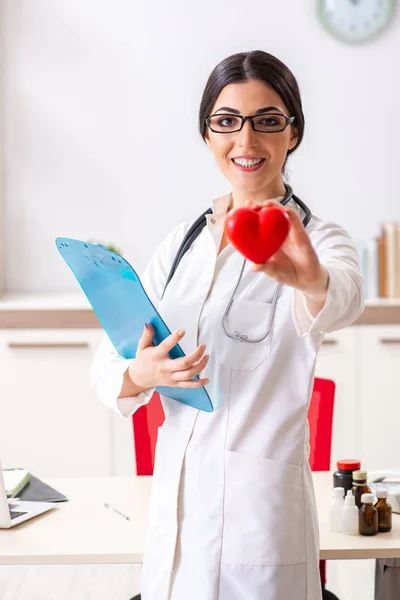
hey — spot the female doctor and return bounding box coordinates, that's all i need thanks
[90,50,364,600]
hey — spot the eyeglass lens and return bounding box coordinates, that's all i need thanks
[208,113,288,133]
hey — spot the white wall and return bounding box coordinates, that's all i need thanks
[1,0,400,293]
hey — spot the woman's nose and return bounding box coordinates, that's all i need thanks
[237,119,259,149]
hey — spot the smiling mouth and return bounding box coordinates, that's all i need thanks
[231,157,266,171]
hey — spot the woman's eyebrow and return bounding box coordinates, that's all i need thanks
[255,106,282,115]
[214,106,282,115]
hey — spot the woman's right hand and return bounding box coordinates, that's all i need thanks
[128,323,209,390]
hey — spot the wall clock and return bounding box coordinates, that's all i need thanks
[318,0,396,43]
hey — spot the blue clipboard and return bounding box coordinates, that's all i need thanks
[56,238,214,413]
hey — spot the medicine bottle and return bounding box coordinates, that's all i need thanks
[333,460,361,496]
[329,487,345,533]
[359,493,378,536]
[352,470,371,508]
[374,489,392,533]
[342,490,359,535]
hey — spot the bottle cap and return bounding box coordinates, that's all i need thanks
[361,493,374,504]
[333,487,345,498]
[376,489,388,499]
[344,490,356,506]
[352,469,368,481]
[337,459,361,471]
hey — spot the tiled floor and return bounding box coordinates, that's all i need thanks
[0,564,142,600]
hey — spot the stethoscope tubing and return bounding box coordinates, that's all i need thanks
[221,185,312,343]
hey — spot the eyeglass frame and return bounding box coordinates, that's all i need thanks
[205,112,295,134]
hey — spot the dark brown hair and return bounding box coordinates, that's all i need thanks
[199,51,305,170]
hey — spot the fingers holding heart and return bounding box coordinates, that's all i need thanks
[251,256,279,274]
[283,206,309,238]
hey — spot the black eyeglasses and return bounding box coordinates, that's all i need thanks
[205,112,295,134]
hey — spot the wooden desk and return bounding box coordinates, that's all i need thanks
[0,477,151,565]
[0,472,399,565]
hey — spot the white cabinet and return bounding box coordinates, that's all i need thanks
[315,328,358,468]
[316,325,400,472]
[358,325,400,470]
[0,329,135,477]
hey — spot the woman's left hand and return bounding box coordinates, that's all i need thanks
[248,200,329,309]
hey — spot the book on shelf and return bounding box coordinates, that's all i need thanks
[378,234,386,298]
[359,222,400,301]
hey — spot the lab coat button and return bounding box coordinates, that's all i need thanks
[210,218,216,224]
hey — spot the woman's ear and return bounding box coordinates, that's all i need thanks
[288,126,299,151]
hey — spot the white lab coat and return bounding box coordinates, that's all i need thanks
[90,194,364,600]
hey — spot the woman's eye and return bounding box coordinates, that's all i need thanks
[219,117,237,127]
[260,117,278,126]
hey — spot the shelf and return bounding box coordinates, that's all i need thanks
[0,293,91,311]
[0,294,400,329]
[364,298,400,307]
[0,293,99,329]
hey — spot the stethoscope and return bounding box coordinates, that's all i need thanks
[221,184,312,343]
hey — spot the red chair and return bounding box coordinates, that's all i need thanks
[132,392,165,476]
[308,377,337,599]
[133,378,336,475]
[308,377,336,472]
[132,378,337,596]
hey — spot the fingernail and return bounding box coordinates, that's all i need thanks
[178,329,185,336]
[144,323,149,331]
[204,379,209,384]
[204,354,210,362]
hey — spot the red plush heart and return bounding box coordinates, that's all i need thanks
[225,205,290,264]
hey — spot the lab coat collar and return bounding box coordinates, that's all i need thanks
[211,193,231,216]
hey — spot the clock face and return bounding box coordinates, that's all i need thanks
[318,0,396,43]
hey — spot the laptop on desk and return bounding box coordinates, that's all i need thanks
[0,459,56,529]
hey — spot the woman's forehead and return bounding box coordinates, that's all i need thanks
[211,80,287,115]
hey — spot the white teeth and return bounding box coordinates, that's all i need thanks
[233,158,263,167]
